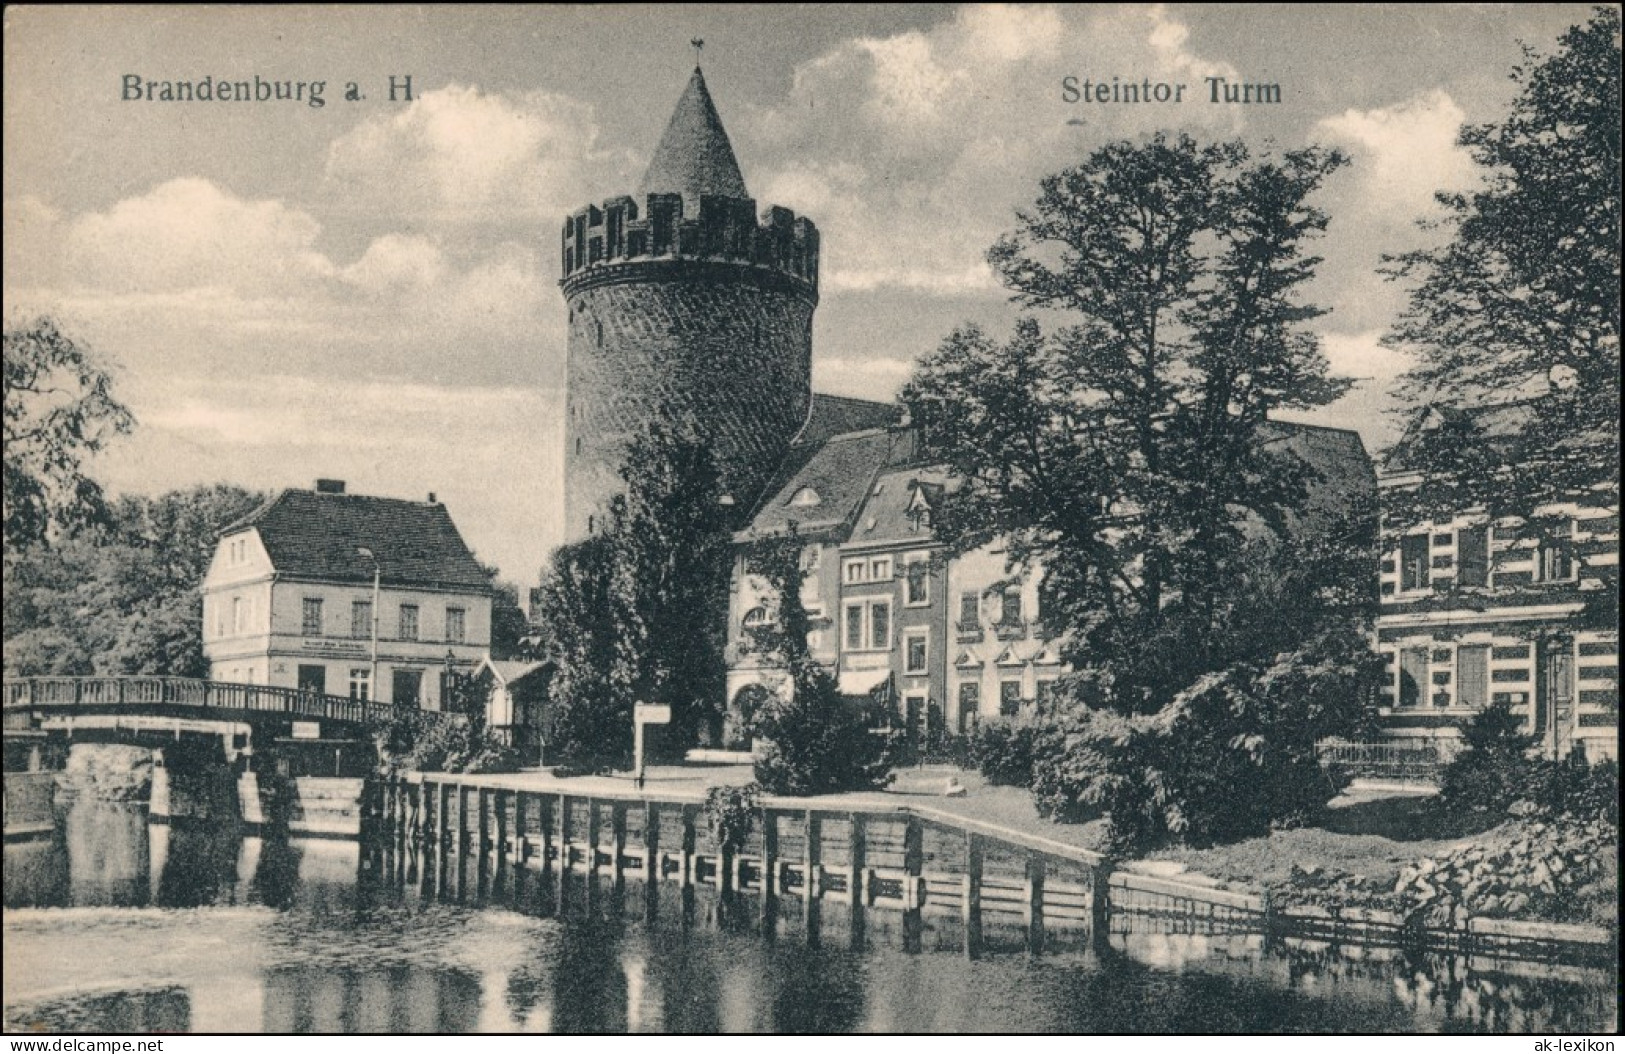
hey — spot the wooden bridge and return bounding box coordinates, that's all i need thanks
[3,676,426,731]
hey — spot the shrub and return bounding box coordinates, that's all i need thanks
[703,783,760,853]
[750,670,901,796]
[1031,630,1369,853]
[1439,699,1541,813]
[372,710,522,776]
[968,721,1046,787]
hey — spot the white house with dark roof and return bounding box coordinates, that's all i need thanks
[201,479,493,710]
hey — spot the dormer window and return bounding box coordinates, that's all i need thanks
[789,486,822,507]
[743,607,770,629]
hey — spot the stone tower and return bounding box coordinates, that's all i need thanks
[560,67,819,540]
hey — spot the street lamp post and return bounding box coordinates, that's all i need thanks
[357,547,380,704]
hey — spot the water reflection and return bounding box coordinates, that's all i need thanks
[2,797,1618,1034]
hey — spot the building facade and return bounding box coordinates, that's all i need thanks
[201,480,493,710]
[727,418,1374,748]
[1375,404,1618,761]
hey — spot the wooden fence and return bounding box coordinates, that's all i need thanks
[367,774,1616,965]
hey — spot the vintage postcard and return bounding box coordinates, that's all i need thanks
[3,4,1618,1038]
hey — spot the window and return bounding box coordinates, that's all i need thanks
[958,682,980,729]
[445,607,466,644]
[352,600,373,639]
[301,598,324,637]
[1400,534,1430,591]
[1457,645,1489,709]
[1000,588,1023,626]
[398,604,419,641]
[1535,521,1575,582]
[905,559,930,606]
[743,606,770,629]
[1398,647,1428,708]
[845,603,864,650]
[999,680,1022,716]
[232,596,243,634]
[392,669,422,707]
[958,591,979,627]
[870,600,890,650]
[789,486,822,507]
[843,600,892,651]
[1458,525,1490,587]
[348,668,372,702]
[905,632,928,674]
[1037,679,1058,705]
[871,557,892,581]
[844,559,866,584]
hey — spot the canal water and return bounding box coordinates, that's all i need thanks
[3,798,1617,1034]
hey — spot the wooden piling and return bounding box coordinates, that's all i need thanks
[804,810,822,944]
[477,786,492,895]
[643,801,661,921]
[1025,851,1046,954]
[760,808,779,927]
[848,812,867,949]
[902,816,924,954]
[611,801,628,902]
[494,788,510,892]
[964,831,984,959]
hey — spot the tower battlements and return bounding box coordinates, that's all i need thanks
[560,192,819,301]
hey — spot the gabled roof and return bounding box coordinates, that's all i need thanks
[847,464,955,547]
[222,489,491,591]
[478,658,550,688]
[1258,419,1376,529]
[639,67,749,204]
[743,428,901,540]
[1380,400,1537,474]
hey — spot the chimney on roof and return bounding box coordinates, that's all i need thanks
[315,479,346,494]
[427,492,437,503]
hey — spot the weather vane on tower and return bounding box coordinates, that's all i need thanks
[691,38,704,67]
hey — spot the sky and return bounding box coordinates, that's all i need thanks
[2,4,1602,587]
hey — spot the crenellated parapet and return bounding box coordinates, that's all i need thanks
[560,192,819,301]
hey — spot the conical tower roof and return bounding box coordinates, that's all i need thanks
[638,67,749,204]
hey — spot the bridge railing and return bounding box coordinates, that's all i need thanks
[2,676,430,728]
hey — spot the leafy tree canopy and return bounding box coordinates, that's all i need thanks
[532,423,734,762]
[906,134,1357,711]
[4,483,265,678]
[1383,7,1621,523]
[4,316,135,549]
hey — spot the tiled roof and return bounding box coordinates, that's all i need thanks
[1259,419,1376,530]
[1380,400,1536,473]
[638,68,749,204]
[743,429,904,540]
[223,489,491,591]
[845,464,955,547]
[791,393,905,450]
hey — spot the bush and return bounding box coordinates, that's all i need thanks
[1442,703,1619,822]
[968,721,1046,787]
[703,783,760,852]
[1031,632,1369,854]
[372,710,522,776]
[750,669,900,797]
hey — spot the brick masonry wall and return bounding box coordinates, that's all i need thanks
[564,262,814,539]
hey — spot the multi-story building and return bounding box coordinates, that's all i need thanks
[1375,403,1618,760]
[201,479,493,710]
[728,417,1373,749]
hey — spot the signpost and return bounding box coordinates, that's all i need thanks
[633,703,671,789]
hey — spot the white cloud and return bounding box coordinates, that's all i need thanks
[324,83,634,225]
[746,4,1241,295]
[1314,89,1481,218]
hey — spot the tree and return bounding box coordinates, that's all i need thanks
[3,316,135,549]
[908,135,1353,710]
[903,135,1375,849]
[741,528,897,796]
[3,484,265,677]
[531,423,734,762]
[1383,8,1621,523]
